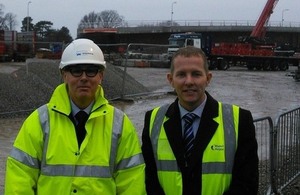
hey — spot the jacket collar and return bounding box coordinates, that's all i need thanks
[163,91,220,169]
[48,83,108,115]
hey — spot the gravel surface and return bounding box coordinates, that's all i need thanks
[0,59,299,194]
[0,59,148,117]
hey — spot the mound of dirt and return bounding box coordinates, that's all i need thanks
[0,59,149,117]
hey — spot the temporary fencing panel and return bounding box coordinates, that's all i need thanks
[99,43,172,100]
[254,117,274,195]
[272,107,300,194]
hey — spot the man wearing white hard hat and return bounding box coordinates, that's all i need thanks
[5,38,146,195]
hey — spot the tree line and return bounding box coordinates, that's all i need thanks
[0,4,129,43]
[0,4,179,43]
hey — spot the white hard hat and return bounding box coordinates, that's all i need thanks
[59,38,106,69]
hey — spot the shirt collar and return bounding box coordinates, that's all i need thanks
[179,94,207,119]
[71,99,94,116]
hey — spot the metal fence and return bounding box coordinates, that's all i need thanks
[254,107,300,194]
[98,43,171,100]
[273,107,300,194]
[254,116,274,195]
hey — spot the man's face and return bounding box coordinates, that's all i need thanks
[62,64,103,109]
[167,55,212,111]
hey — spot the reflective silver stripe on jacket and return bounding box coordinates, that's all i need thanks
[9,147,40,169]
[110,108,144,173]
[10,105,143,178]
[39,104,50,171]
[151,103,236,174]
[151,104,179,171]
[8,105,49,170]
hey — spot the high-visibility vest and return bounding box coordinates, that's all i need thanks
[149,102,239,195]
[5,84,145,195]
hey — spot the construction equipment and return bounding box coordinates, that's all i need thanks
[167,0,300,71]
[0,30,65,62]
[0,30,36,62]
[167,33,202,54]
[209,0,299,70]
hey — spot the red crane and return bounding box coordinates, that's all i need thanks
[250,0,279,41]
[209,0,300,71]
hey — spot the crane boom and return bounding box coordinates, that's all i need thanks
[250,0,279,39]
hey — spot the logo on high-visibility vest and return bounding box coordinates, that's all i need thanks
[211,144,224,151]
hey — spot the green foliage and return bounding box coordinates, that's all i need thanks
[20,17,73,42]
[34,20,53,38]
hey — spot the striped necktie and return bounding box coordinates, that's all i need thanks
[183,113,197,159]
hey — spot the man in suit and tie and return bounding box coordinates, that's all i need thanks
[141,46,258,195]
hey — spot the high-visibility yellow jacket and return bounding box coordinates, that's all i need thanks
[148,102,239,195]
[5,84,146,195]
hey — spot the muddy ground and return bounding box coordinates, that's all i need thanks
[0,62,299,194]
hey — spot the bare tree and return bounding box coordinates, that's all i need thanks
[78,10,125,30]
[0,4,6,30]
[0,4,4,16]
[0,4,17,30]
[79,11,100,28]
[99,10,124,28]
[5,13,17,30]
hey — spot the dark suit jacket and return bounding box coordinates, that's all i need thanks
[141,92,258,195]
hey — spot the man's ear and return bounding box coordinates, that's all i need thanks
[206,72,212,85]
[167,73,173,84]
[167,73,176,89]
[61,70,67,83]
[98,71,104,84]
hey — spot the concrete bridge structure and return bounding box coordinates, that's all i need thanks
[78,20,300,51]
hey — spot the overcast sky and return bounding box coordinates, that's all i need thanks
[2,0,300,39]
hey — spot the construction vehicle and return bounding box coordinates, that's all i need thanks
[167,32,202,55]
[167,0,300,71]
[167,32,212,65]
[0,30,36,62]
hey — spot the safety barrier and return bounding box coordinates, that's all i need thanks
[272,107,300,194]
[254,106,300,194]
[254,116,273,194]
[98,43,172,100]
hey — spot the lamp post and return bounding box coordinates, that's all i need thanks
[281,9,289,26]
[171,1,177,27]
[27,1,32,31]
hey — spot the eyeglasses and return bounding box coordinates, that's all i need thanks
[65,66,100,77]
